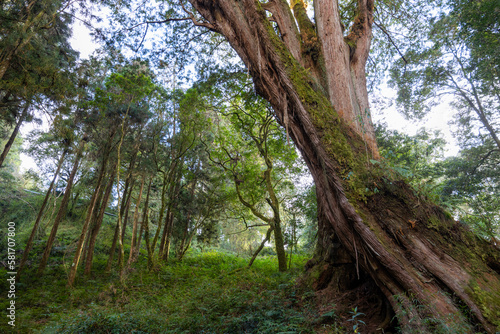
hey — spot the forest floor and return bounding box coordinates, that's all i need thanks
[0,250,357,333]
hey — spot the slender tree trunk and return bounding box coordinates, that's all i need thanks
[265,166,287,272]
[288,213,297,269]
[151,173,169,254]
[248,227,273,268]
[67,174,104,287]
[177,226,197,261]
[160,179,183,262]
[177,218,190,259]
[84,167,116,276]
[68,191,80,217]
[144,208,152,267]
[81,170,107,271]
[115,110,131,277]
[118,190,133,265]
[162,211,176,261]
[272,216,287,272]
[177,170,199,260]
[127,176,145,266]
[79,135,115,267]
[159,166,183,261]
[0,104,28,168]
[159,208,175,261]
[67,154,110,285]
[188,1,500,331]
[17,149,67,279]
[38,137,86,275]
[135,178,152,257]
[152,158,183,254]
[158,206,170,257]
[141,179,153,267]
[106,178,135,272]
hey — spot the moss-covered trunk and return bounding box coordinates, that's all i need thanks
[188,0,500,331]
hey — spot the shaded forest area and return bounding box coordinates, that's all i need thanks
[0,0,499,333]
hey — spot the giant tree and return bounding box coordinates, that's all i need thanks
[148,0,500,331]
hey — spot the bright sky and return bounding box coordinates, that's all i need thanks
[371,94,460,157]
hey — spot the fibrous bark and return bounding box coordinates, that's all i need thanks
[187,1,500,331]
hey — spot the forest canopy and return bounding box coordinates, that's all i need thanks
[0,0,499,333]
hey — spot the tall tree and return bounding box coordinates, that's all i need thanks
[17,147,67,279]
[194,76,299,272]
[0,0,78,166]
[388,0,500,248]
[152,1,500,331]
[38,135,87,275]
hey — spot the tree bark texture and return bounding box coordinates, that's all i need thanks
[188,0,500,332]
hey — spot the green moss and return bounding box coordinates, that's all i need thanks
[466,280,500,329]
[259,3,404,206]
[427,215,441,231]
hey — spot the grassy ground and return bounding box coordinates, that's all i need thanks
[0,250,343,333]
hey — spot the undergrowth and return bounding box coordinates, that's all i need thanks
[1,251,322,333]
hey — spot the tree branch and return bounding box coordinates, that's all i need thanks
[373,20,407,65]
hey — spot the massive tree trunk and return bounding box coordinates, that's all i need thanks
[187,0,500,332]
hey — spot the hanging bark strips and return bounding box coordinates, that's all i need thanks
[187,0,500,331]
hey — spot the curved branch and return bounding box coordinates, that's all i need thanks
[180,1,216,31]
[373,20,407,65]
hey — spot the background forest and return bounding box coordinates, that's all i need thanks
[0,0,498,333]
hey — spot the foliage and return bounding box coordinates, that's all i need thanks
[347,307,365,333]
[0,248,318,334]
[440,146,500,240]
[0,0,80,129]
[376,122,500,240]
[375,124,447,201]
[3,0,499,332]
